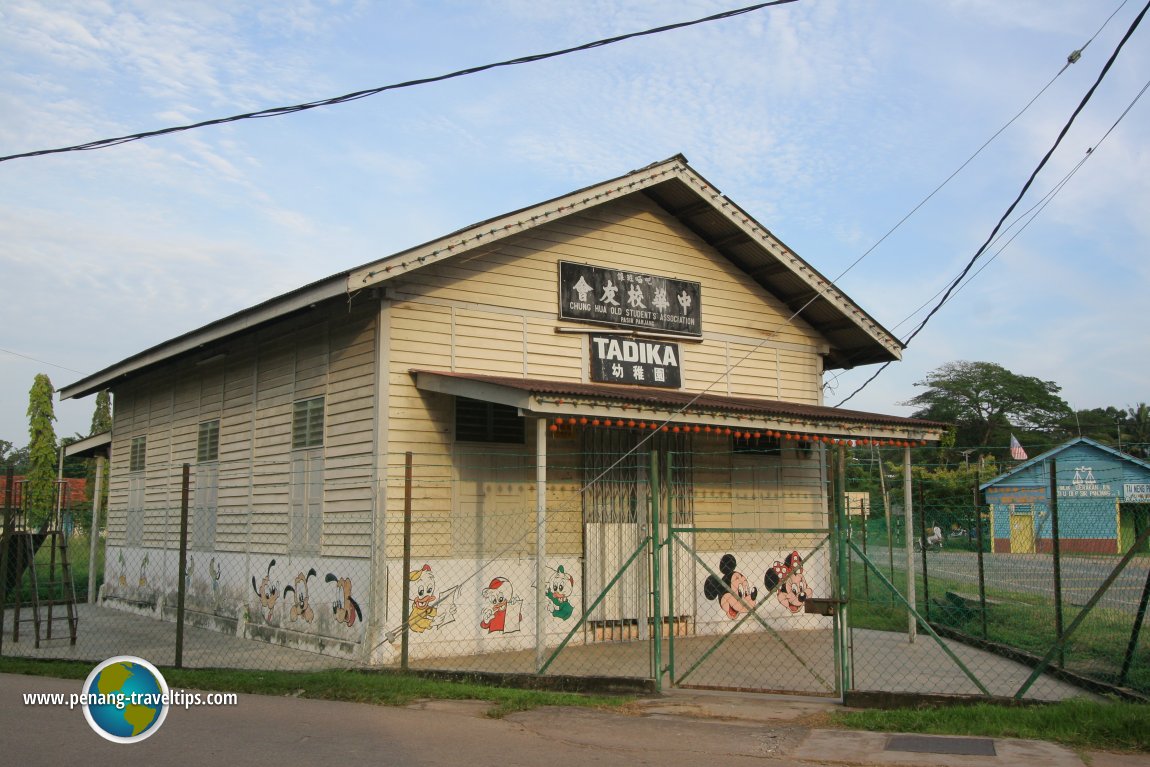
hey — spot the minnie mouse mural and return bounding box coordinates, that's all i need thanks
[764,551,809,614]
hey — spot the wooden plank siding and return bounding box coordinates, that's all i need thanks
[383,194,830,558]
[106,299,378,560]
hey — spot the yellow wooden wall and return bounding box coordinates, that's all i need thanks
[382,193,829,557]
[106,299,378,558]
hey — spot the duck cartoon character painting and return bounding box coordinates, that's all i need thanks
[480,577,522,634]
[545,565,575,620]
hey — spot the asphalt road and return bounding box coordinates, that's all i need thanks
[0,673,1102,767]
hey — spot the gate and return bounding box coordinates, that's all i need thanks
[551,444,842,695]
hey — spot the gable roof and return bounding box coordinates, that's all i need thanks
[349,155,902,370]
[979,436,1150,490]
[61,155,901,401]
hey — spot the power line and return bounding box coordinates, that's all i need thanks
[821,0,1126,397]
[834,0,1150,408]
[0,347,86,376]
[0,0,799,165]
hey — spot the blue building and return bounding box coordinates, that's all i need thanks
[980,437,1150,555]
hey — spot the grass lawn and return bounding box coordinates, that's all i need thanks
[846,558,1150,694]
[832,698,1150,753]
[0,656,632,718]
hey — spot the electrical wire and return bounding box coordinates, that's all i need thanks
[834,0,1150,408]
[0,347,85,375]
[0,0,798,164]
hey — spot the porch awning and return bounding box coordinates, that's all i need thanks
[411,370,946,445]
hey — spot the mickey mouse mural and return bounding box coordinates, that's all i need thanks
[703,554,758,619]
[764,551,809,614]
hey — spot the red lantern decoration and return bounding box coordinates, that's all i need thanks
[549,424,558,432]
[579,417,588,426]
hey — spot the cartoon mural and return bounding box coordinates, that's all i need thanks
[409,564,459,633]
[252,558,279,621]
[764,551,809,614]
[703,554,758,619]
[480,577,522,634]
[209,557,222,595]
[283,568,317,624]
[326,573,362,628]
[185,554,195,589]
[139,553,150,588]
[545,565,575,620]
[117,551,127,587]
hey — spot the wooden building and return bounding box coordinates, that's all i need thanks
[60,156,944,664]
[981,437,1150,555]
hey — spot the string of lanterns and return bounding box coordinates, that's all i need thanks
[546,416,927,447]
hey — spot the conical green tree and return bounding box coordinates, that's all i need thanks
[25,373,58,527]
[83,390,113,531]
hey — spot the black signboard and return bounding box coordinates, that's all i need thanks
[589,334,682,388]
[559,262,702,336]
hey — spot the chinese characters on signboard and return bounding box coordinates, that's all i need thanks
[589,334,681,388]
[559,262,702,336]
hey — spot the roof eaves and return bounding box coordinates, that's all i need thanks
[60,274,348,401]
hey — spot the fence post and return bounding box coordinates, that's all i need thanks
[649,449,662,691]
[835,444,849,693]
[918,478,931,621]
[175,463,190,669]
[665,451,676,683]
[974,463,988,639]
[535,418,547,674]
[860,496,869,599]
[1049,457,1064,668]
[0,464,14,654]
[88,454,106,604]
[904,446,916,641]
[401,452,413,671]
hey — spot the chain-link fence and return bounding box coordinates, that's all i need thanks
[3,445,1147,703]
[844,456,1150,702]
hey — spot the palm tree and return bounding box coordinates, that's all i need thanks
[1124,403,1150,460]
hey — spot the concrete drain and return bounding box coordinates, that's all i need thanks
[885,734,997,756]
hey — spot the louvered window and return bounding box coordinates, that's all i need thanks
[292,397,325,449]
[197,419,220,462]
[455,397,524,444]
[129,436,146,473]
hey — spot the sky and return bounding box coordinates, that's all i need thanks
[1,0,1148,448]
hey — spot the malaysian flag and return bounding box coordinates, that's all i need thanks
[1009,434,1028,461]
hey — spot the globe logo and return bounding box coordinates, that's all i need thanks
[81,656,170,743]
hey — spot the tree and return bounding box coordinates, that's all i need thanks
[25,373,58,526]
[903,361,1072,455]
[83,390,113,531]
[0,440,30,474]
[1124,403,1150,460]
[1059,406,1125,447]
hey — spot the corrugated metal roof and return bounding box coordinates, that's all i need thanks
[412,369,945,436]
[62,155,903,401]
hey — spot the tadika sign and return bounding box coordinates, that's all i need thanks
[589,334,681,388]
[559,262,702,336]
